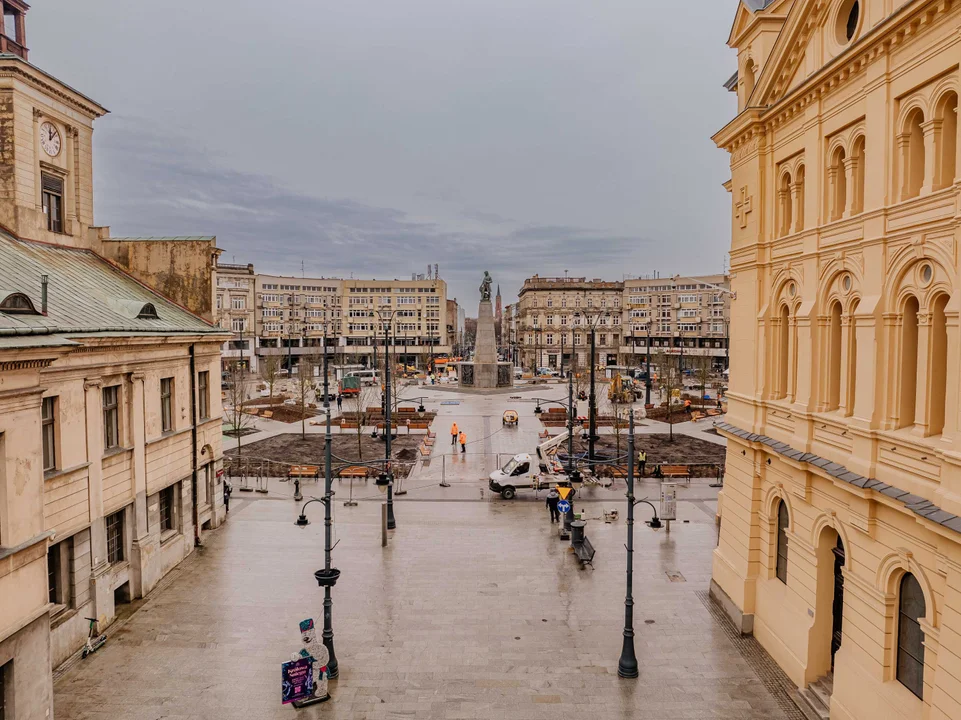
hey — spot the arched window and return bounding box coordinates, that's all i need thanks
[897,573,926,699]
[901,109,925,199]
[779,172,793,236]
[795,165,806,232]
[777,304,790,399]
[899,296,920,428]
[775,500,789,583]
[851,136,865,214]
[741,60,756,109]
[831,147,847,220]
[828,301,842,410]
[929,294,948,435]
[935,92,957,190]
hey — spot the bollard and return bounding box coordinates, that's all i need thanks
[293,477,303,502]
[381,503,387,547]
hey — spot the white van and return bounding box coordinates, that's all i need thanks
[346,369,379,386]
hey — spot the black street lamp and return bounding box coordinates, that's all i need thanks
[644,321,652,407]
[618,414,662,680]
[375,306,397,530]
[574,305,609,464]
[294,339,341,680]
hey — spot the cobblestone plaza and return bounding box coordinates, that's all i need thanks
[54,387,801,720]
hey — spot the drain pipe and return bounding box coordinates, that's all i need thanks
[41,274,48,315]
[189,344,201,547]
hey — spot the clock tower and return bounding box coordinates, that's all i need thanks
[0,1,108,249]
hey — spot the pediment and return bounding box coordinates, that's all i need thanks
[728,3,758,47]
[754,0,830,107]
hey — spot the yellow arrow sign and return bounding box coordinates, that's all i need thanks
[557,486,572,500]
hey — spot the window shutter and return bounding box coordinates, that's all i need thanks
[42,174,63,194]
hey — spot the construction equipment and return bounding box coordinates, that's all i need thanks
[488,431,569,499]
[608,373,634,403]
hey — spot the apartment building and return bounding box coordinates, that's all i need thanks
[0,8,228,718]
[215,262,256,372]
[713,2,961,718]
[213,263,453,373]
[516,276,624,371]
[622,274,731,370]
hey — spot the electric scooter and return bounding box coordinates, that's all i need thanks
[81,616,107,658]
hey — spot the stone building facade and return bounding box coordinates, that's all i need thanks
[213,264,453,373]
[0,8,227,719]
[516,276,624,371]
[712,1,961,719]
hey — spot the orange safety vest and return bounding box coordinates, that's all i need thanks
[451,423,458,435]
[458,432,467,445]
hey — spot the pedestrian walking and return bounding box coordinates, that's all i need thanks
[716,397,723,411]
[450,422,459,445]
[638,449,647,477]
[336,394,343,411]
[458,431,467,453]
[546,489,560,523]
[223,478,232,514]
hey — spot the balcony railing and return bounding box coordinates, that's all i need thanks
[0,34,26,60]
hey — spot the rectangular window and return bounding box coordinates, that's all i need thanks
[47,539,70,609]
[198,371,209,420]
[106,510,124,564]
[41,174,64,233]
[42,396,57,471]
[0,659,8,720]
[103,386,120,449]
[231,297,246,310]
[231,318,246,332]
[160,485,175,533]
[160,377,173,432]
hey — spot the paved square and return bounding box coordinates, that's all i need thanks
[54,388,800,720]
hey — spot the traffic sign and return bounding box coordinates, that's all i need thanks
[557,486,572,500]
[557,500,571,514]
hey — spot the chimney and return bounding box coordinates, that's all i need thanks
[41,274,48,315]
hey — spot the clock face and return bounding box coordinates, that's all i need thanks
[39,122,61,157]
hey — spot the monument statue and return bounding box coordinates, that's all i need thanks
[459,271,512,388]
[480,271,492,302]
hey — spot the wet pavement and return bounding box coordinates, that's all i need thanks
[54,386,801,720]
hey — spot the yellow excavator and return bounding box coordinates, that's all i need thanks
[608,373,634,404]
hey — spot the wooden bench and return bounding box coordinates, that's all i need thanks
[340,421,359,429]
[367,406,382,414]
[261,410,273,419]
[397,406,416,413]
[409,421,431,430]
[657,464,692,479]
[419,444,432,457]
[706,409,722,416]
[573,536,596,565]
[547,408,567,415]
[339,466,368,480]
[288,465,320,480]
[539,429,551,439]
[426,429,436,438]
[690,411,705,422]
[246,407,259,415]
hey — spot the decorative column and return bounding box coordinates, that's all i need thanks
[32,108,42,211]
[913,311,932,436]
[83,378,114,621]
[787,315,798,403]
[843,156,860,216]
[64,124,77,234]
[827,164,840,220]
[778,187,790,236]
[128,372,152,598]
[839,315,852,415]
[896,133,912,200]
[790,180,804,233]
[921,119,942,195]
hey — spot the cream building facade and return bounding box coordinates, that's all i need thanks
[712,1,961,719]
[215,262,256,372]
[0,7,228,719]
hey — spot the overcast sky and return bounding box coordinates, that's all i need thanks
[31,1,738,306]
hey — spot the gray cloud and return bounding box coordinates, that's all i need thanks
[34,0,740,307]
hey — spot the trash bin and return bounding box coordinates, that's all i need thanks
[570,520,586,546]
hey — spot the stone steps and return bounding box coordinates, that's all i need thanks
[791,672,833,720]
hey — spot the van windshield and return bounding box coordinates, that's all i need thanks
[501,458,518,475]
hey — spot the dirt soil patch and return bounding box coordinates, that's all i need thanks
[225,433,422,477]
[572,433,725,466]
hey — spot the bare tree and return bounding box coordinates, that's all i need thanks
[351,383,380,461]
[689,354,714,409]
[296,355,317,440]
[653,351,683,441]
[261,354,281,401]
[463,317,477,348]
[224,363,256,459]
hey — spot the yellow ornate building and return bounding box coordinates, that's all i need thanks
[712,1,961,718]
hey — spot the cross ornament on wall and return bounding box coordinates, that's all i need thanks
[735,186,753,229]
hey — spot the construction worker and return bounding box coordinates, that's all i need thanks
[458,430,467,453]
[638,449,647,477]
[684,398,692,414]
[450,422,459,446]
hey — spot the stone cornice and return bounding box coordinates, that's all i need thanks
[0,56,107,118]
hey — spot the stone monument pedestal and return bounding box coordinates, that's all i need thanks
[459,299,512,389]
